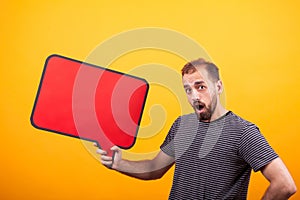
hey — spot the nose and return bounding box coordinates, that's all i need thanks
[191,89,200,101]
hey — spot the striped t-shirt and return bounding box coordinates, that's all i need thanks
[160,111,278,200]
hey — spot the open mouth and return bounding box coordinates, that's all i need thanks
[194,102,205,111]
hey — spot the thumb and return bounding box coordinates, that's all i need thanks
[111,145,120,152]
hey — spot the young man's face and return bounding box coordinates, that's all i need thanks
[182,67,220,122]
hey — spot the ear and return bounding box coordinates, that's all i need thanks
[216,80,223,95]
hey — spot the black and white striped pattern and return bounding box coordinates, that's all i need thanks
[161,111,278,200]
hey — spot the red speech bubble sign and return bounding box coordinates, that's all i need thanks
[31,55,149,157]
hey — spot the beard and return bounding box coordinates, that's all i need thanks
[199,105,212,121]
[193,95,217,122]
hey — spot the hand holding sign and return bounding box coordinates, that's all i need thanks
[31,55,149,158]
[95,145,123,169]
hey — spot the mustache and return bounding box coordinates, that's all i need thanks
[193,101,206,110]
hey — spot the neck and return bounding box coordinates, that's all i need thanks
[209,103,228,122]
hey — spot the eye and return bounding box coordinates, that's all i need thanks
[198,85,206,90]
[185,88,192,94]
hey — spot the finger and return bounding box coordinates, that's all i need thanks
[101,160,113,166]
[101,155,113,161]
[96,149,107,155]
[93,142,98,147]
[111,145,120,152]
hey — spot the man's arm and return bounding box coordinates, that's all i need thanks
[96,145,175,180]
[261,157,297,199]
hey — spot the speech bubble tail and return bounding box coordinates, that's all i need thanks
[105,146,115,158]
[94,141,114,168]
[95,141,115,168]
[94,134,115,157]
[108,150,115,169]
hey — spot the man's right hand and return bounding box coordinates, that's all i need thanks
[94,143,174,180]
[95,144,122,170]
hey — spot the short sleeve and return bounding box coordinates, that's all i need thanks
[160,117,181,157]
[238,123,278,172]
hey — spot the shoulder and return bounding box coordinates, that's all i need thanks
[173,113,198,126]
[227,111,259,132]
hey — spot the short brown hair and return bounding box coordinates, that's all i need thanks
[181,58,220,82]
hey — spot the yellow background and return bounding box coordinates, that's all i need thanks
[1,0,299,199]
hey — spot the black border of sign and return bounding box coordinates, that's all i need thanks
[30,54,149,150]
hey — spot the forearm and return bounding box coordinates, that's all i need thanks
[261,158,297,200]
[262,183,296,200]
[97,146,174,181]
[115,159,165,180]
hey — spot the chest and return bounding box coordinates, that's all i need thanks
[174,124,244,168]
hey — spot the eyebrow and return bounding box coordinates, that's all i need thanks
[184,81,206,88]
[194,81,205,85]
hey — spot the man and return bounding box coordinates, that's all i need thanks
[96,58,297,199]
